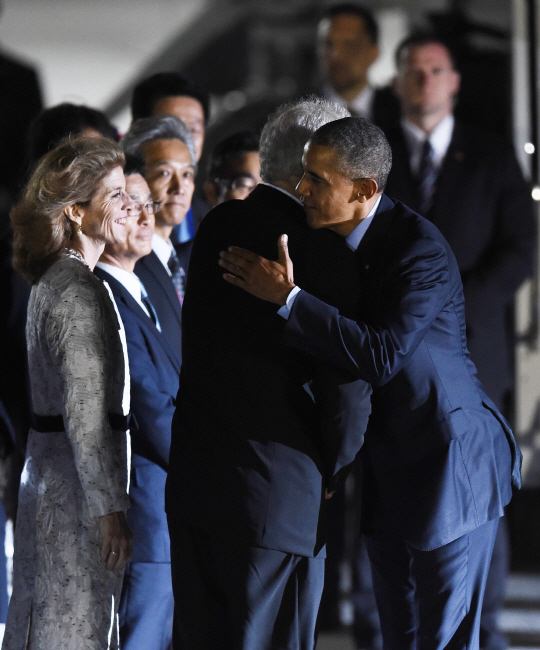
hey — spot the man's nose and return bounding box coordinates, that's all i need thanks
[296,176,309,196]
[169,172,182,194]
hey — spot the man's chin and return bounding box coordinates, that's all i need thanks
[160,209,187,228]
[305,211,322,230]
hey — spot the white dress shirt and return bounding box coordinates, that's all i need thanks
[278,196,382,319]
[324,83,375,120]
[95,261,151,319]
[152,234,175,275]
[401,114,455,175]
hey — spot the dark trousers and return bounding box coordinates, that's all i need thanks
[365,518,499,650]
[119,561,174,650]
[480,517,509,650]
[168,520,325,650]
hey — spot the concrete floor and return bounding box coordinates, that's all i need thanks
[316,574,540,650]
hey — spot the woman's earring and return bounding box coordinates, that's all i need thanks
[78,224,83,236]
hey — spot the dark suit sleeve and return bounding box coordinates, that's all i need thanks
[119,305,175,472]
[284,236,450,387]
[310,369,371,491]
[463,145,535,303]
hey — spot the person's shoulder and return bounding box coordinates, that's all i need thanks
[195,197,249,238]
[453,121,516,160]
[41,258,106,313]
[388,199,450,251]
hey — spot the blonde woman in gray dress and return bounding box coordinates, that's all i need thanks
[3,137,134,650]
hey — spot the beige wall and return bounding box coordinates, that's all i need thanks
[0,0,207,130]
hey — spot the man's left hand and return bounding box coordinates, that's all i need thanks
[219,234,295,306]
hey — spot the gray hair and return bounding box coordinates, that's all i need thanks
[121,114,197,169]
[309,117,392,191]
[259,96,350,184]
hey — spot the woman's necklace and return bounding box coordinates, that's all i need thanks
[64,247,90,269]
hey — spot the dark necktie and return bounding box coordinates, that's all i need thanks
[167,249,185,304]
[139,280,161,332]
[416,139,438,216]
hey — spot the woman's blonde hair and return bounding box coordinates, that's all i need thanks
[11,136,125,284]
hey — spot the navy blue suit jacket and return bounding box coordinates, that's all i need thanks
[284,195,521,551]
[94,267,180,562]
[134,251,182,364]
[167,185,371,558]
[384,123,536,407]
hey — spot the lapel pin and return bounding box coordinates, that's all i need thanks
[364,264,370,270]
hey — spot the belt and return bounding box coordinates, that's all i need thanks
[31,412,130,433]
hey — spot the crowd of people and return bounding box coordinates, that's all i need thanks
[0,3,536,650]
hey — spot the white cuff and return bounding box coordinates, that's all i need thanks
[277,286,302,319]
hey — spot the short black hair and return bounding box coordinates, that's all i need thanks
[395,33,457,70]
[309,116,392,191]
[124,153,146,178]
[321,3,379,45]
[207,130,260,181]
[27,103,118,166]
[131,72,210,124]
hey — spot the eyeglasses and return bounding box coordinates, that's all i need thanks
[214,176,258,193]
[128,200,162,216]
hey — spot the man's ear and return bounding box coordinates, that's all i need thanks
[353,178,379,203]
[64,203,85,228]
[204,181,219,208]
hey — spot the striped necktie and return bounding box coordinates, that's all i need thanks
[168,249,185,304]
[139,279,161,332]
[416,139,438,216]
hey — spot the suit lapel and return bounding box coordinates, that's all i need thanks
[386,127,421,211]
[144,252,182,326]
[118,291,182,373]
[430,122,466,229]
[95,268,181,373]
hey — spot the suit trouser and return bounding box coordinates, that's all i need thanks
[119,561,174,650]
[365,518,499,650]
[168,521,325,650]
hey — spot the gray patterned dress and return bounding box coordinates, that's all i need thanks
[2,256,131,650]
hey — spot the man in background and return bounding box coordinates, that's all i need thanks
[131,72,210,239]
[385,33,536,650]
[318,3,400,131]
[204,130,261,207]
[122,115,197,357]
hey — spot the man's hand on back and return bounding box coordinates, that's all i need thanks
[219,234,295,306]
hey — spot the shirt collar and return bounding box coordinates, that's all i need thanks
[324,83,375,120]
[152,233,174,275]
[345,195,382,252]
[263,182,304,207]
[95,261,143,303]
[401,114,455,171]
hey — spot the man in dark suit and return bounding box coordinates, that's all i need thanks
[203,130,261,208]
[94,162,180,650]
[220,116,521,650]
[122,115,198,358]
[384,34,535,649]
[131,72,211,238]
[317,3,400,132]
[166,98,372,650]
